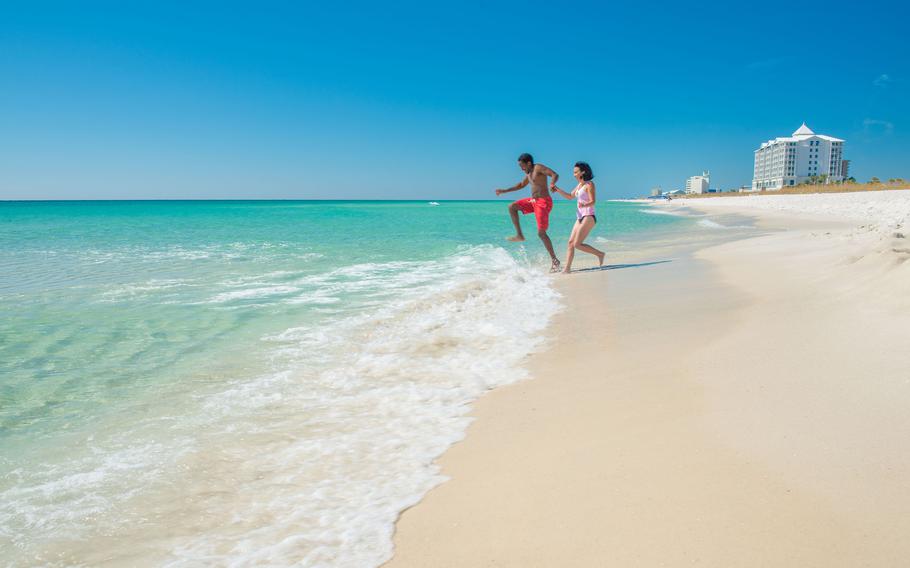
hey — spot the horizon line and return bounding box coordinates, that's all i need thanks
[0,198,507,203]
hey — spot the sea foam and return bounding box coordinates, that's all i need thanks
[0,245,560,567]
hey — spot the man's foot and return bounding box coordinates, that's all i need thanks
[595,251,605,266]
[561,267,572,274]
[549,259,561,273]
[506,235,525,242]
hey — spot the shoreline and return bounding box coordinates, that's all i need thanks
[386,190,910,566]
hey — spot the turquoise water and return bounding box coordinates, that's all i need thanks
[0,200,689,565]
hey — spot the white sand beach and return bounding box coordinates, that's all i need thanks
[387,190,910,567]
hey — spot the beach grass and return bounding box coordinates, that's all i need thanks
[681,181,910,198]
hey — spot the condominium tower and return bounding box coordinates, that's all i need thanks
[685,171,710,194]
[752,123,845,191]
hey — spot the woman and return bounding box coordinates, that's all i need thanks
[551,162,605,273]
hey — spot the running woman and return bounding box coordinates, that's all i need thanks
[551,161,605,273]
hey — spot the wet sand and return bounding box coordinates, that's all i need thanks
[386,193,910,567]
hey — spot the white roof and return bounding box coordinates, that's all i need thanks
[756,123,844,150]
[793,123,815,137]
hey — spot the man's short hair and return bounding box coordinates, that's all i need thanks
[518,153,534,165]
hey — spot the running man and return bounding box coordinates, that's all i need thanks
[494,153,561,271]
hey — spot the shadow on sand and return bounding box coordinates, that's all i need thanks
[572,260,672,273]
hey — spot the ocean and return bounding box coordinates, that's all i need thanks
[0,199,701,566]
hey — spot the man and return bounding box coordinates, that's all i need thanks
[495,153,561,271]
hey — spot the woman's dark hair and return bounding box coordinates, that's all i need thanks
[574,161,594,181]
[518,153,534,165]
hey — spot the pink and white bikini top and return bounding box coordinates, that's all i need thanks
[575,184,595,218]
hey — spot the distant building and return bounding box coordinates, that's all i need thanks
[842,159,851,179]
[752,123,845,191]
[685,171,710,194]
[650,187,662,197]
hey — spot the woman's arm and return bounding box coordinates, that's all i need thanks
[579,182,596,207]
[550,185,575,200]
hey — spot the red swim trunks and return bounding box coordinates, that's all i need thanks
[513,196,553,231]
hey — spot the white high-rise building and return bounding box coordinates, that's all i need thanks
[752,123,845,191]
[685,171,710,194]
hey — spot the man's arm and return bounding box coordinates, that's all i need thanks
[536,164,559,189]
[495,176,529,195]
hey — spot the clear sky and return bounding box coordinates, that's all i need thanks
[1,0,907,200]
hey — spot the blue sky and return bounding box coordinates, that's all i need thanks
[1,0,907,200]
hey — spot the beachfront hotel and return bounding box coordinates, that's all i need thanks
[752,123,845,191]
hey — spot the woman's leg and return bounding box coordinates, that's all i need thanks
[563,221,581,273]
[574,217,605,266]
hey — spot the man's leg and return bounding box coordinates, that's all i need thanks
[535,200,559,270]
[538,229,559,265]
[507,202,525,242]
